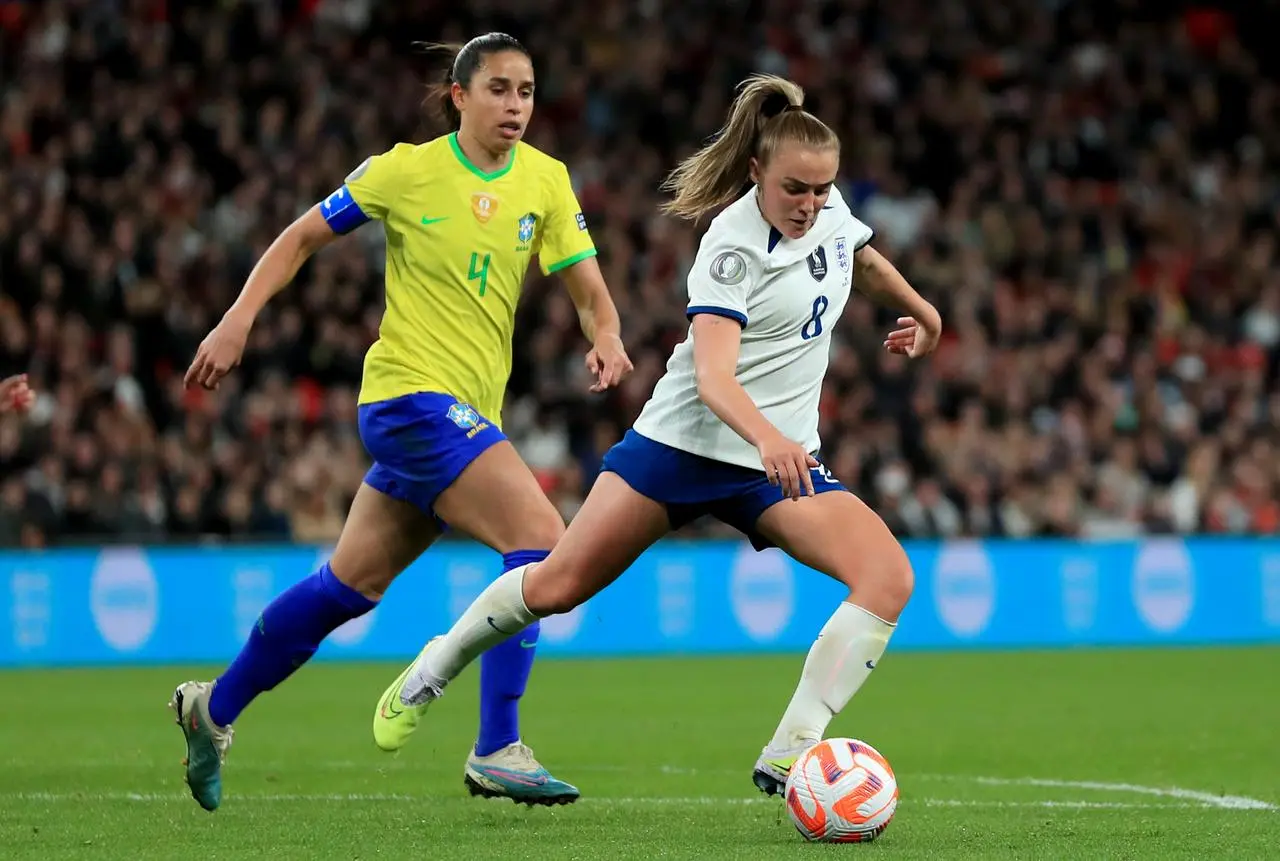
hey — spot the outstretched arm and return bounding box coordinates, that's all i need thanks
[228,207,341,325]
[187,148,401,391]
[185,207,342,390]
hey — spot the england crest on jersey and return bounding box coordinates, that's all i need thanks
[835,236,850,273]
[807,246,828,282]
[517,213,537,244]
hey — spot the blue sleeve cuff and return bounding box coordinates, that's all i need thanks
[687,305,748,328]
[855,230,874,251]
[320,185,371,235]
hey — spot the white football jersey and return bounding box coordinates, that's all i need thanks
[633,185,875,471]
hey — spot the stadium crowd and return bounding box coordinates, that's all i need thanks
[2,0,1280,547]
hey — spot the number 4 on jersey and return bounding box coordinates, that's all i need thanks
[468,252,491,296]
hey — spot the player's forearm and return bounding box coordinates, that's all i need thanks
[561,258,622,344]
[226,234,313,323]
[227,210,335,325]
[854,246,938,325]
[695,373,781,449]
[582,297,621,345]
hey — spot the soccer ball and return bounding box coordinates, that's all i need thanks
[784,738,899,843]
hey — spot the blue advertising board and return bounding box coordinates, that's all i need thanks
[1,538,1278,666]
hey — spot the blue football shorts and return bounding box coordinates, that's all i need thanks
[600,429,849,550]
[358,391,507,517]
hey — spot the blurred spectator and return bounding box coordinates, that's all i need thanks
[3,0,1280,547]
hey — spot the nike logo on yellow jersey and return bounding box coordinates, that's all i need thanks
[420,216,449,226]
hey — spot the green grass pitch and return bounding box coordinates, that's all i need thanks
[1,647,1276,859]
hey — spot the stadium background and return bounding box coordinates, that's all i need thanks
[5,0,1280,551]
[3,0,1279,664]
[4,0,1280,660]
[1,3,1278,859]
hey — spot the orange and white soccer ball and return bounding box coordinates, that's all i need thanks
[784,738,899,843]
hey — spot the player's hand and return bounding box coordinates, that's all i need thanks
[883,307,942,359]
[757,431,820,500]
[0,374,34,414]
[185,312,253,390]
[585,332,634,393]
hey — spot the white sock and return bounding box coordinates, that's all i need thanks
[767,602,896,751]
[401,563,541,705]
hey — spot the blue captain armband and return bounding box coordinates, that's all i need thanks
[319,185,371,235]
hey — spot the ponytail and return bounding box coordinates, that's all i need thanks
[660,74,838,221]
[418,42,465,129]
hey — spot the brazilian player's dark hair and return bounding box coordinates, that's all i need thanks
[417,33,531,130]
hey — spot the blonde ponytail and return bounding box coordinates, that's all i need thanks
[660,75,838,221]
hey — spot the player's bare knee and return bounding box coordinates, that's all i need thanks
[841,541,913,621]
[865,546,912,619]
[881,544,914,613]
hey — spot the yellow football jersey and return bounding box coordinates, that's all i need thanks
[330,133,596,424]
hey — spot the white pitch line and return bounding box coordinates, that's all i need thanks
[6,773,1274,812]
[0,792,1246,810]
[946,776,1278,812]
[918,799,1199,810]
[36,758,1279,812]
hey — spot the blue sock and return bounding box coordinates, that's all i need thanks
[207,563,376,727]
[475,549,548,757]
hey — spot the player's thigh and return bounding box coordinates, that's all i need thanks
[432,440,566,554]
[329,482,442,599]
[357,392,554,555]
[755,491,913,620]
[522,472,671,615]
